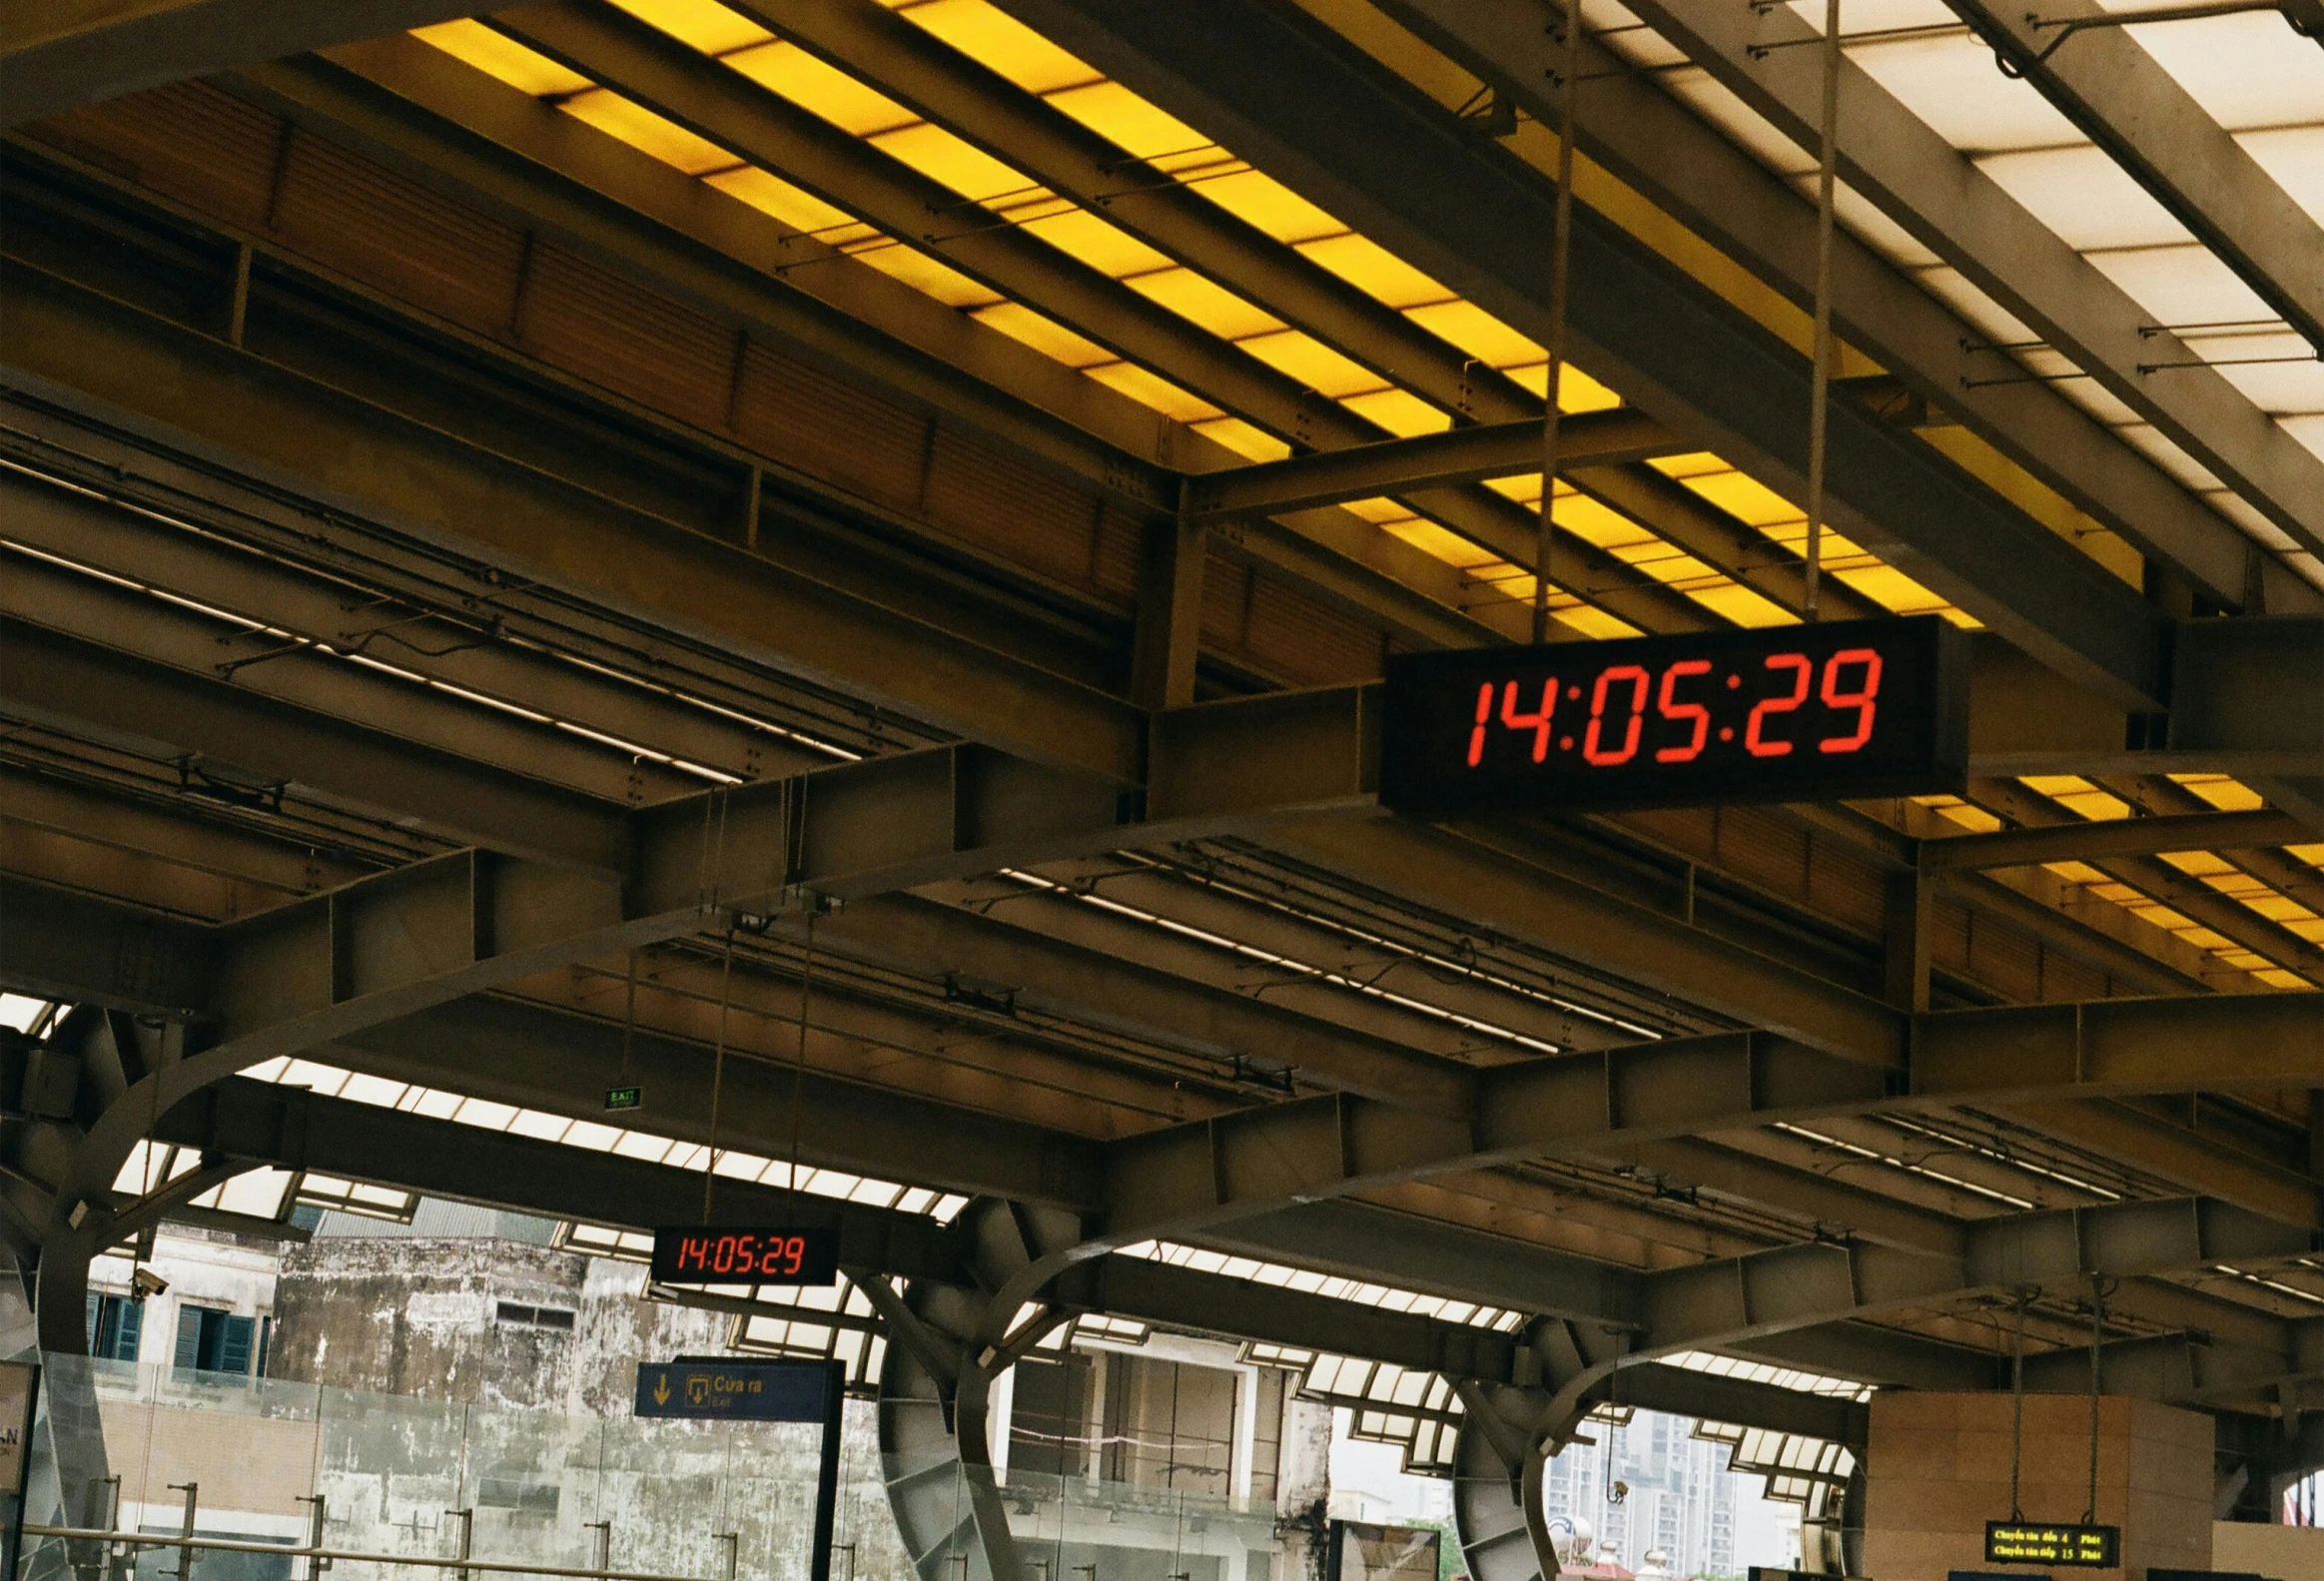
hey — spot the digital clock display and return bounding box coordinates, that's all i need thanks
[651,1225,841,1286]
[1380,616,1968,815]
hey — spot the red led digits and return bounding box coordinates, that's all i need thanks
[1653,660,1713,763]
[1745,653,1813,757]
[1466,683,1493,767]
[1499,677,1559,762]
[782,1235,806,1276]
[1582,665,1650,766]
[1818,647,1883,753]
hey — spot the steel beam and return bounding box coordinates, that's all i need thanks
[157,1077,1875,1441]
[0,261,1151,784]
[1943,0,2324,358]
[1920,809,2315,872]
[1378,0,2313,616]
[0,0,474,127]
[1619,0,2324,563]
[485,1,1709,640]
[1186,410,1678,518]
[1003,0,2171,706]
[1916,994,2324,1101]
[1,617,632,871]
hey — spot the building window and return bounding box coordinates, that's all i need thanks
[173,1305,261,1376]
[493,1302,576,1332]
[85,1293,143,1361]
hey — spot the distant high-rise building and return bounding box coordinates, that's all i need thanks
[1539,1409,1747,1579]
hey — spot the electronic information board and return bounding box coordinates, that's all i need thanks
[651,1225,840,1285]
[1380,615,1969,815]
[1983,1520,2119,1568]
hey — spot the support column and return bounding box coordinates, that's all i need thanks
[1862,1391,2211,1581]
[1131,482,1204,710]
[1885,868,1934,1014]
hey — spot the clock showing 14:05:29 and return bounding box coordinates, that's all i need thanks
[1378,615,1970,816]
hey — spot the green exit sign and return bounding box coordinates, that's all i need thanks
[604,1086,643,1112]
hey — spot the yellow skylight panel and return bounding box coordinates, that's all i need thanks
[1556,604,1646,640]
[2157,850,2236,877]
[2292,844,2324,867]
[559,90,739,177]
[2255,969,2314,990]
[848,242,1002,309]
[869,121,1031,203]
[1498,363,1624,412]
[2166,773,2267,812]
[1298,234,1450,311]
[971,301,1111,367]
[1193,169,1345,245]
[1084,362,1220,423]
[725,40,917,137]
[1936,801,2003,832]
[1235,329,1380,397]
[1382,518,1497,569]
[1338,388,1449,437]
[1042,80,1207,163]
[1404,300,1540,369]
[1019,210,1173,278]
[2129,903,2196,931]
[2284,919,2324,945]
[1651,452,1730,480]
[1341,498,1420,526]
[1554,493,1656,550]
[1835,564,1958,620]
[606,0,770,54]
[705,166,860,235]
[2243,894,2317,924]
[1674,469,1799,528]
[898,0,1099,95]
[412,20,593,97]
[1187,415,1288,461]
[1688,584,1796,628]
[2045,860,2109,884]
[1124,267,1282,340]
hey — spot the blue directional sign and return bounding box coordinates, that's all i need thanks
[634,1357,836,1423]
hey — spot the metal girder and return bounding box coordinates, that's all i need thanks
[1965,777,2324,984]
[1004,0,2171,706]
[1620,0,2324,564]
[1099,1012,2319,1243]
[155,1075,968,1280]
[148,1058,2323,1418]
[801,895,1475,1113]
[1916,994,2324,1101]
[0,875,211,1015]
[1378,0,2313,616]
[0,432,837,785]
[0,613,626,866]
[1270,814,1904,1061]
[741,0,1542,429]
[1185,410,1678,519]
[0,0,474,127]
[1944,0,2324,358]
[256,44,1510,655]
[483,1,1708,639]
[723,0,1740,637]
[0,264,1154,785]
[1920,809,2315,871]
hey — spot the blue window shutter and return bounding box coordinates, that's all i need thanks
[119,1296,143,1362]
[173,1306,201,1370]
[219,1314,255,1376]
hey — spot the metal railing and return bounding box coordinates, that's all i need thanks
[22,1525,745,1581]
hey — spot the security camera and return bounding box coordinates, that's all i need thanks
[131,1268,168,1300]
